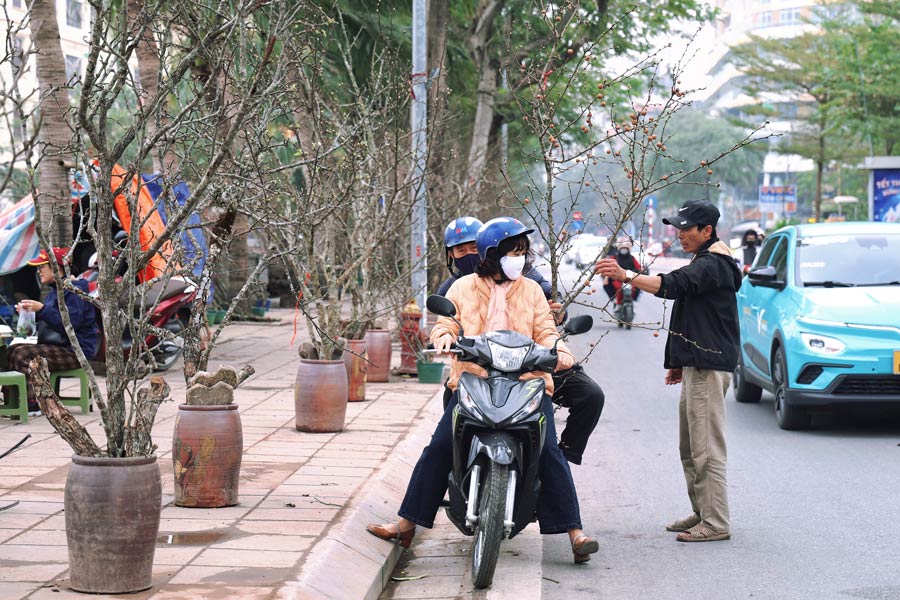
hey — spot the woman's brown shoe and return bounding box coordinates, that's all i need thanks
[571,534,599,563]
[365,522,416,548]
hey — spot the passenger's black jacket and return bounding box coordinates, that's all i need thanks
[654,239,742,372]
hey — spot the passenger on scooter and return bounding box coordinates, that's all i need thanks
[4,248,98,415]
[437,216,604,465]
[366,217,600,563]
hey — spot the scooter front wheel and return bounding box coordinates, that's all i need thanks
[471,461,508,589]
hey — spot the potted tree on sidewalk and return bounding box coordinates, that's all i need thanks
[13,1,316,593]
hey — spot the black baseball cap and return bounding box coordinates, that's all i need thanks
[662,199,720,229]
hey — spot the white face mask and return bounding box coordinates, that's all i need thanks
[500,255,526,280]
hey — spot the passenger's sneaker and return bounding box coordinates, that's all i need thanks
[666,513,701,532]
[27,401,41,417]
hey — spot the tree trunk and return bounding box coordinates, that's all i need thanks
[464,0,504,200]
[814,136,825,222]
[31,0,73,245]
[129,0,179,174]
[426,0,450,202]
[229,212,252,315]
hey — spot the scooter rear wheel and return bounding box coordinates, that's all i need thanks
[471,461,508,589]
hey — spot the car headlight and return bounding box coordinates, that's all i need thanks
[800,332,845,354]
[487,341,529,372]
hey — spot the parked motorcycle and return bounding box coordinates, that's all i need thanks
[425,295,592,588]
[80,254,196,371]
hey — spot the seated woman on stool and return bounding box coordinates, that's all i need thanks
[7,247,98,415]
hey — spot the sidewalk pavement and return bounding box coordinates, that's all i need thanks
[0,309,444,600]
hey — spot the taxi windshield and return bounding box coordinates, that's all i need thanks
[796,233,900,287]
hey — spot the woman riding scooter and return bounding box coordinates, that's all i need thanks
[603,238,643,328]
[366,217,599,563]
[437,216,604,465]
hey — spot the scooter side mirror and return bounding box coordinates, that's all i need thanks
[426,294,464,337]
[563,315,593,336]
[426,295,457,318]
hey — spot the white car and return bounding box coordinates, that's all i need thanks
[567,236,608,269]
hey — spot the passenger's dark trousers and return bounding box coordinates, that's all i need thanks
[399,393,582,534]
[552,365,605,465]
[442,367,605,465]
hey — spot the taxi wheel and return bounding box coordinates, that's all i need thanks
[772,347,809,430]
[733,356,762,404]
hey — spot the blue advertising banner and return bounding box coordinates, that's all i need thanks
[873,169,900,222]
[758,185,797,215]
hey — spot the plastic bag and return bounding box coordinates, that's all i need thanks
[16,309,35,337]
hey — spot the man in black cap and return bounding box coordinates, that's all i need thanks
[595,199,741,542]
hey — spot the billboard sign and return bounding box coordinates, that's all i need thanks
[758,185,797,215]
[872,169,900,222]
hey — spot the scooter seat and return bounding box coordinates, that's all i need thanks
[143,278,190,306]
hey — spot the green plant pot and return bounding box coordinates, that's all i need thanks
[207,309,226,325]
[416,360,444,384]
[250,307,266,318]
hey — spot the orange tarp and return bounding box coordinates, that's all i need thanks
[109,163,173,282]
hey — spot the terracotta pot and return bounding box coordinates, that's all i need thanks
[173,404,243,508]
[364,329,392,382]
[295,359,348,432]
[342,339,367,402]
[65,455,161,594]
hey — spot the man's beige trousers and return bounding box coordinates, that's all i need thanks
[679,367,731,532]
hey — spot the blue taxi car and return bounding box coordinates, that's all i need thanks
[734,222,900,429]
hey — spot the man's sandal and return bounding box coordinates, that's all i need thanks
[675,525,730,542]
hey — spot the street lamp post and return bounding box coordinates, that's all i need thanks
[410,0,428,327]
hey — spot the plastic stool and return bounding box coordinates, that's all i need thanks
[49,368,91,414]
[0,371,29,423]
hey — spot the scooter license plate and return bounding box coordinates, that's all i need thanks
[894,351,900,375]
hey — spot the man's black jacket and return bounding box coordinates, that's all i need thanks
[654,239,742,372]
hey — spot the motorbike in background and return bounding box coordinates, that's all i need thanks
[79,253,195,371]
[615,281,636,329]
[425,294,592,588]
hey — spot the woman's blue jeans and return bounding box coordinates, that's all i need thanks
[398,392,582,534]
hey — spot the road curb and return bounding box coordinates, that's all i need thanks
[277,389,444,600]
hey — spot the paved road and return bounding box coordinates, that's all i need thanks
[383,261,900,600]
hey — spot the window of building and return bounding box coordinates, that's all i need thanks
[12,0,23,9]
[759,11,772,26]
[782,7,802,25]
[65,55,83,84]
[67,0,83,29]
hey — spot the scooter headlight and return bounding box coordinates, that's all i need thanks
[487,341,529,372]
[457,385,482,418]
[509,379,545,424]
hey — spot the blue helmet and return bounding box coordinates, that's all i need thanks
[476,217,534,261]
[444,217,484,248]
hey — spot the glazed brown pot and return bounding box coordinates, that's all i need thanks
[295,358,348,432]
[364,329,392,382]
[342,338,367,402]
[173,404,243,508]
[65,455,162,594]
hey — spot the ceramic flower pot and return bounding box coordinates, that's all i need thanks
[294,359,348,432]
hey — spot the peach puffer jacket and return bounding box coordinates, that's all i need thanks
[430,274,572,395]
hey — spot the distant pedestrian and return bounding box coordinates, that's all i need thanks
[735,229,761,274]
[595,200,741,542]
